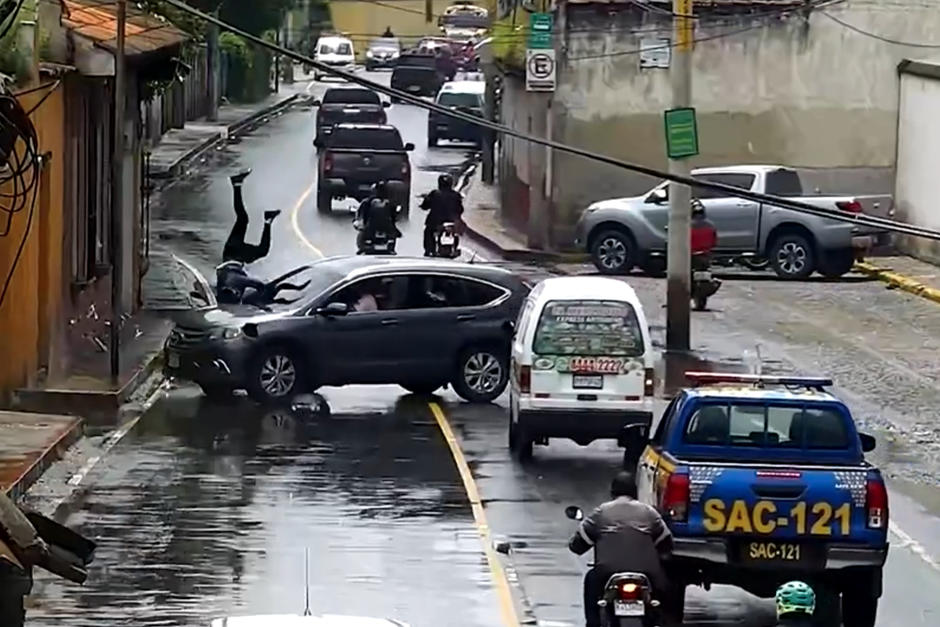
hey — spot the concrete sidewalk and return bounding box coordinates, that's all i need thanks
[149,81,308,179]
[0,411,82,502]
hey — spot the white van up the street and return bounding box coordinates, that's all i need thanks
[508,276,655,463]
[314,35,356,81]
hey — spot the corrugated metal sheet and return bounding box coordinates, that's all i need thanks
[62,0,187,56]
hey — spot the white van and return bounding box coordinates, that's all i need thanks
[509,276,655,462]
[314,35,356,81]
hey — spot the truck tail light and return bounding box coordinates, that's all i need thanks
[323,154,333,173]
[836,200,862,213]
[644,368,655,397]
[519,365,531,393]
[865,476,888,529]
[662,472,690,522]
[401,161,410,177]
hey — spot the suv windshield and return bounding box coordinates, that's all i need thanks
[319,42,352,55]
[438,92,482,108]
[442,14,488,28]
[683,403,850,449]
[329,127,404,150]
[533,300,645,356]
[323,89,381,105]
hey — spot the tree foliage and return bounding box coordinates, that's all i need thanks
[143,0,300,39]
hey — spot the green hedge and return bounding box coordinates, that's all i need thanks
[221,32,272,103]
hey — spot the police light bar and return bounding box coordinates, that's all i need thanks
[685,372,833,388]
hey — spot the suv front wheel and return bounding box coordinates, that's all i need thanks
[452,346,508,403]
[247,346,306,404]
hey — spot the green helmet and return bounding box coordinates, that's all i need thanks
[775,581,815,617]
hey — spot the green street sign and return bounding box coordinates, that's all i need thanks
[528,12,553,49]
[664,107,699,159]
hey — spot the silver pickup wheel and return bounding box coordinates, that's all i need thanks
[769,232,816,279]
[590,229,637,275]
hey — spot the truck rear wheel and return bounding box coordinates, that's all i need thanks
[841,593,877,627]
[817,247,855,278]
[316,187,332,213]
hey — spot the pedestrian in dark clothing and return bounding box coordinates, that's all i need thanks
[0,546,30,627]
[222,169,281,264]
[383,26,394,37]
[568,470,674,627]
[421,174,464,256]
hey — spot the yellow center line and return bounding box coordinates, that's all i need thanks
[428,401,521,627]
[289,180,323,257]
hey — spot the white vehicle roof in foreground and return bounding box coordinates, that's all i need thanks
[532,276,640,303]
[317,35,353,45]
[440,80,486,94]
[211,614,408,627]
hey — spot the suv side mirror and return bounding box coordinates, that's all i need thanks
[317,302,349,316]
[647,188,667,204]
[382,101,391,108]
[859,432,876,453]
[312,99,321,106]
[404,142,415,151]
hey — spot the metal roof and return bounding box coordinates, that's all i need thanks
[62,0,187,57]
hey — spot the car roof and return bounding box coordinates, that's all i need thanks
[317,35,353,44]
[210,614,405,627]
[530,276,641,304]
[314,255,518,284]
[440,81,485,95]
[691,165,794,176]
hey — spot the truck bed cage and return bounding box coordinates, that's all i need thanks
[685,371,834,391]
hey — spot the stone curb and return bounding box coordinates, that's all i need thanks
[854,261,940,305]
[3,416,84,502]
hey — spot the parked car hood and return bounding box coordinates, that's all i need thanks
[171,304,292,330]
[583,194,650,215]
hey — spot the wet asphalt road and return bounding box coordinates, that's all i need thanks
[27,70,940,626]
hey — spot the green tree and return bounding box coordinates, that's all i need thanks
[144,0,299,39]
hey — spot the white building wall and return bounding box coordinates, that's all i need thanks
[895,62,940,264]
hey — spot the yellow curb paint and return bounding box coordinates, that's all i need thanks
[428,401,521,627]
[854,262,940,305]
[290,180,323,257]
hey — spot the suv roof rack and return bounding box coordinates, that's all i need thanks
[685,371,833,391]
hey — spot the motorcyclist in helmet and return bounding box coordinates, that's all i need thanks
[356,181,401,253]
[420,174,464,256]
[774,581,815,627]
[568,470,674,627]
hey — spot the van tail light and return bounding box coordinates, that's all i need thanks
[519,365,531,394]
[323,153,333,173]
[618,582,643,602]
[836,200,862,213]
[865,476,888,529]
[644,368,655,397]
[662,471,690,522]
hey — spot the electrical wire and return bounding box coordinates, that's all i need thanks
[820,10,940,47]
[160,0,940,242]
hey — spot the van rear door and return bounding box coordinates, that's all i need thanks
[529,299,648,404]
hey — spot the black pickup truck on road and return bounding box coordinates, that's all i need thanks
[313,87,390,148]
[317,124,415,216]
[390,53,447,99]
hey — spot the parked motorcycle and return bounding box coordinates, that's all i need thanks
[691,253,721,311]
[564,506,662,627]
[433,221,460,258]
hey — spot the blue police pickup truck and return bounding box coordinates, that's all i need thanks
[633,372,888,627]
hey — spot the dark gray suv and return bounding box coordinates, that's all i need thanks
[164,256,527,405]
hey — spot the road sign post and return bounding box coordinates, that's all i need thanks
[525,49,556,91]
[528,12,553,49]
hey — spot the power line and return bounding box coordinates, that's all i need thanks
[821,10,940,48]
[160,0,940,242]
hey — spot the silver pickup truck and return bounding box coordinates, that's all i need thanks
[573,165,892,279]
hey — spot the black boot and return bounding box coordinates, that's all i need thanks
[230,168,252,185]
[263,210,281,222]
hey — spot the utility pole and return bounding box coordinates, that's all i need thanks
[284,9,294,84]
[206,16,220,121]
[665,0,693,352]
[110,0,127,381]
[274,27,280,93]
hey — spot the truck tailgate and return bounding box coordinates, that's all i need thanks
[686,464,879,556]
[318,105,385,126]
[328,149,407,183]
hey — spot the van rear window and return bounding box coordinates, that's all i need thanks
[683,403,850,449]
[533,300,644,356]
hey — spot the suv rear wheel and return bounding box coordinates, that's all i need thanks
[452,346,508,403]
[247,346,305,405]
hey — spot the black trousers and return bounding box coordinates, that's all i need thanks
[0,562,31,627]
[223,185,271,263]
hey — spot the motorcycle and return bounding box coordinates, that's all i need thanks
[691,252,721,311]
[354,218,398,255]
[564,506,662,627]
[433,221,460,258]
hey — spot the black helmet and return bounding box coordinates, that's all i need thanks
[610,470,638,499]
[438,174,454,190]
[373,181,388,198]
